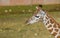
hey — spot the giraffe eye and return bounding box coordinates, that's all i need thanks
[35,16,39,18]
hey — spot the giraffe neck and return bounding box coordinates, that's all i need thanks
[43,14,60,38]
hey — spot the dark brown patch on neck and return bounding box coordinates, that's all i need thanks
[46,16,49,19]
[53,24,57,28]
[52,32,57,36]
[50,19,54,24]
[57,36,60,38]
[55,29,58,32]
[57,24,60,28]
[53,23,60,28]
[48,28,53,33]
[46,21,49,25]
[48,25,52,28]
[48,28,58,36]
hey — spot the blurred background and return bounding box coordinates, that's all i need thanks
[0,0,60,38]
[0,0,60,6]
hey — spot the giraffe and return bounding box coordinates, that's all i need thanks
[26,10,60,38]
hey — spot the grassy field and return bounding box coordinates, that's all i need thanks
[0,4,60,14]
[0,11,60,38]
[0,4,60,38]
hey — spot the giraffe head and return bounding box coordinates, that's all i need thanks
[25,5,46,25]
[26,10,46,25]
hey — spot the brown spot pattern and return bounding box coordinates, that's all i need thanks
[46,21,49,25]
[47,21,49,24]
[48,25,52,28]
[53,24,57,28]
[52,32,57,36]
[46,17,48,19]
[48,28,53,33]
[55,29,58,32]
[57,36,60,38]
[50,19,54,24]
[57,24,60,28]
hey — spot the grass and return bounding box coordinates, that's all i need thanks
[0,11,60,38]
[0,4,60,14]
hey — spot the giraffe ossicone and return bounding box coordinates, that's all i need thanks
[26,10,60,38]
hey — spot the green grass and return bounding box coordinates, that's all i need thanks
[0,4,60,14]
[0,11,60,38]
